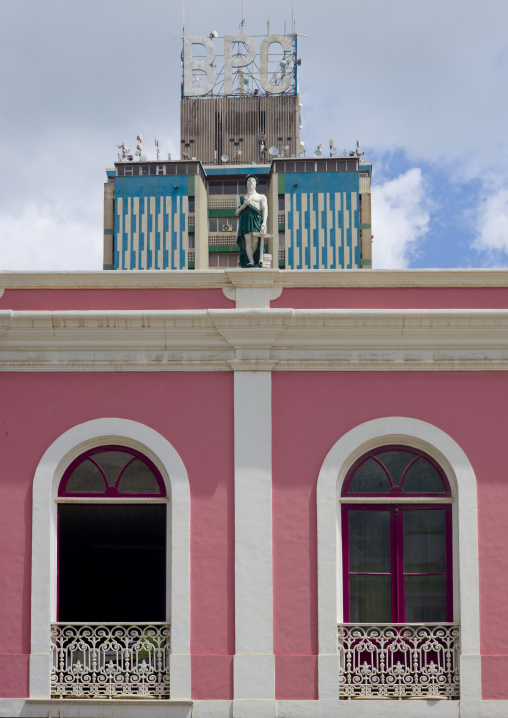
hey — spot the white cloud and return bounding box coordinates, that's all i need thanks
[0,202,102,271]
[473,188,508,259]
[371,168,430,269]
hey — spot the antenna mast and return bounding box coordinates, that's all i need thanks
[240,0,245,31]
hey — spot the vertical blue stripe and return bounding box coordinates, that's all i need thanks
[353,193,360,268]
[338,195,344,269]
[180,198,186,269]
[154,198,160,270]
[125,198,130,270]
[287,196,294,269]
[171,200,176,270]
[163,201,169,269]
[147,201,153,269]
[137,198,144,270]
[162,197,169,269]
[321,196,327,268]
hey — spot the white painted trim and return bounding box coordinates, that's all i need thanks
[4,308,508,372]
[316,417,480,708]
[0,699,193,718]
[3,698,508,718]
[2,267,508,289]
[233,372,274,698]
[30,419,191,699]
[192,700,233,718]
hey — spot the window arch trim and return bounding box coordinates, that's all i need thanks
[30,418,191,700]
[316,417,480,707]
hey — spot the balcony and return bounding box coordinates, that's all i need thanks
[51,623,170,699]
[338,623,460,699]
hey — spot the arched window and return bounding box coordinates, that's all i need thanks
[59,446,166,498]
[58,446,167,623]
[53,444,171,699]
[341,446,453,624]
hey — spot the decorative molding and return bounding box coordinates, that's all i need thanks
[3,308,508,371]
[0,271,229,290]
[3,267,508,292]
[223,286,236,301]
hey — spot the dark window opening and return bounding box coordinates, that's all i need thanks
[58,503,166,623]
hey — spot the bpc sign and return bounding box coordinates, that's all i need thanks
[183,34,293,97]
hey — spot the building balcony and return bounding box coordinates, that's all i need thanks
[338,623,460,700]
[51,623,170,699]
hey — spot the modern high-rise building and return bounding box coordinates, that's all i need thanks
[103,32,372,271]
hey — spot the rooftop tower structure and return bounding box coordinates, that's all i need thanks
[103,31,372,271]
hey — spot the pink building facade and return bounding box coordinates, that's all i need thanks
[1,268,507,718]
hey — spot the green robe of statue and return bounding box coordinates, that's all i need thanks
[237,197,263,267]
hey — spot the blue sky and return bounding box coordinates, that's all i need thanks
[1,0,507,270]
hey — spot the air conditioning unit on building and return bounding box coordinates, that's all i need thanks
[222,224,233,232]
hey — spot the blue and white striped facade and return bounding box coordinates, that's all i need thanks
[282,171,360,270]
[114,176,189,270]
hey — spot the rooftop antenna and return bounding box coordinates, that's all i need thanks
[182,1,185,37]
[135,133,147,161]
[240,0,245,31]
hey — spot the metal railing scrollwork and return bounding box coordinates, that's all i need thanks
[51,623,170,699]
[338,623,460,699]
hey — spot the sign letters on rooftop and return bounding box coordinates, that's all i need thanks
[182,34,297,98]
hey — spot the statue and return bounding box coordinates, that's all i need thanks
[236,174,270,267]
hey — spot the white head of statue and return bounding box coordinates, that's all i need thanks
[235,174,269,267]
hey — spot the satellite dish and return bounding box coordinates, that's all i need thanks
[296,142,305,155]
[284,145,290,151]
[140,154,147,162]
[268,146,279,156]
[221,154,229,163]
[330,146,337,156]
[137,134,143,141]
[314,149,322,157]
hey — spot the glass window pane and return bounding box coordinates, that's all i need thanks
[92,451,134,487]
[376,451,415,486]
[404,575,447,622]
[349,575,391,623]
[65,459,106,493]
[117,458,161,494]
[349,510,391,572]
[403,457,446,493]
[404,510,447,573]
[348,458,391,493]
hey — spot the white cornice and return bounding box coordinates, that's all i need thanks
[0,271,229,289]
[2,268,508,290]
[3,308,508,371]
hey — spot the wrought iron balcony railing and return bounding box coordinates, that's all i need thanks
[51,623,170,699]
[338,623,460,700]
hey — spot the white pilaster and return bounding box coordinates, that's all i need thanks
[233,371,274,701]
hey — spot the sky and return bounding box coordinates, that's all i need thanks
[1,0,508,271]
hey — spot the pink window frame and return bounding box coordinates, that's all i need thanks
[341,446,453,623]
[58,444,167,498]
[57,444,168,621]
